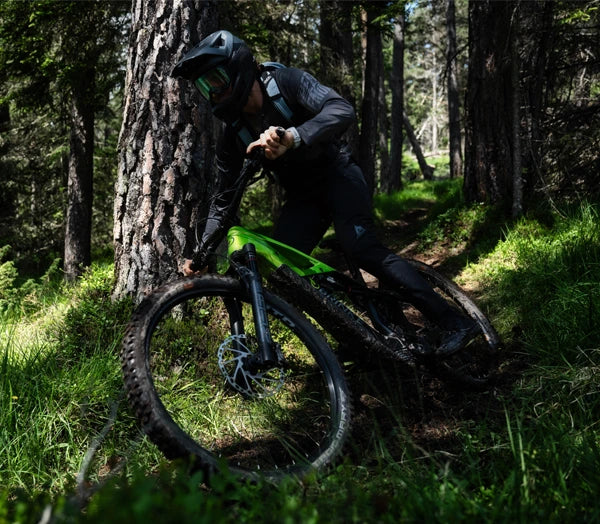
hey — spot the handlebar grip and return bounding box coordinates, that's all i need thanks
[190,250,207,272]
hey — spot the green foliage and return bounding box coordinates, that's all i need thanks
[402,0,466,154]
[0,261,137,502]
[220,0,320,72]
[0,107,67,268]
[468,203,600,355]
[57,263,133,360]
[374,176,462,221]
[81,467,324,523]
[394,152,452,182]
[418,201,503,253]
[0,0,128,110]
[3,190,600,519]
[523,1,600,199]
[0,246,19,305]
[560,4,598,24]
[0,488,55,524]
[0,245,62,314]
[238,177,276,234]
[0,0,128,268]
[454,202,600,518]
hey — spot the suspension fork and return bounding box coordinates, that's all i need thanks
[230,243,282,368]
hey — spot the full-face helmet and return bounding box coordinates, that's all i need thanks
[172,30,257,123]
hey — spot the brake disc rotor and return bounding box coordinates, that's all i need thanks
[217,334,285,399]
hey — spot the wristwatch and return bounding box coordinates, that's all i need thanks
[287,127,302,149]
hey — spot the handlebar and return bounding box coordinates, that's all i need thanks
[228,126,286,216]
[232,126,285,190]
[189,127,288,271]
[189,149,266,271]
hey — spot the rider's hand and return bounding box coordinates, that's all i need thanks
[181,258,208,277]
[246,126,294,160]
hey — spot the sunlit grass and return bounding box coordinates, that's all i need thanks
[374,177,463,222]
[2,193,600,520]
[1,302,70,362]
[0,261,145,501]
[463,203,600,355]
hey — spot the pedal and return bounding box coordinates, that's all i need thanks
[385,333,426,361]
[435,324,480,358]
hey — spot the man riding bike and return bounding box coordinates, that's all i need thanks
[172,29,477,354]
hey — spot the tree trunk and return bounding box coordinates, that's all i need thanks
[319,0,359,155]
[511,7,523,218]
[430,46,439,154]
[358,5,381,193]
[113,0,218,302]
[446,0,462,179]
[404,112,434,180]
[64,74,94,281]
[0,103,8,126]
[387,13,405,194]
[464,0,514,206]
[377,38,390,191]
[522,0,553,199]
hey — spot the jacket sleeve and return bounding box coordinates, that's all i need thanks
[277,68,356,147]
[198,131,244,253]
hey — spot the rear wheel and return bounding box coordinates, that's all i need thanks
[121,274,352,480]
[406,260,500,389]
[370,261,499,389]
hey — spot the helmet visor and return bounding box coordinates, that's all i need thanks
[194,67,231,102]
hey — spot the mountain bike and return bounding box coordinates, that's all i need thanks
[120,149,500,481]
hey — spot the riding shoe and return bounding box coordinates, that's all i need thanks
[437,320,481,357]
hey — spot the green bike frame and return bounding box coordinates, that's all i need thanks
[227,226,335,277]
[227,224,419,363]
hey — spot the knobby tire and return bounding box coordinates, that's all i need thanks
[121,274,352,481]
[407,260,500,389]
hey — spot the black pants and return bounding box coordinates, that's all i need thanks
[272,155,464,331]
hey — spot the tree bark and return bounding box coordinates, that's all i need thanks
[404,112,434,180]
[387,13,405,194]
[113,0,218,302]
[446,0,462,179]
[377,38,390,190]
[430,45,439,155]
[464,0,515,205]
[64,73,94,281]
[319,0,359,155]
[522,0,553,198]
[511,6,523,218]
[358,5,381,193]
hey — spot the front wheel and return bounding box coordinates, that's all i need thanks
[121,274,352,481]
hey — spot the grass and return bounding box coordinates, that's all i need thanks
[1,191,600,521]
[373,177,463,222]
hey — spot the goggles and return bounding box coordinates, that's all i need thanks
[194,67,231,102]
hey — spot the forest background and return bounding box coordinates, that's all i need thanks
[1,0,600,521]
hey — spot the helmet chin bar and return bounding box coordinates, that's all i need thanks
[172,30,259,124]
[211,65,259,124]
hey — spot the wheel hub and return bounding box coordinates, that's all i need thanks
[217,334,284,399]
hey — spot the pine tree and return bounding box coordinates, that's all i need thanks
[112,0,218,301]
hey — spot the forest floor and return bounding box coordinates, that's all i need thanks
[319,207,523,469]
